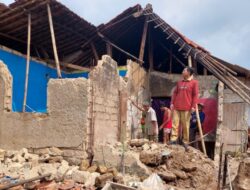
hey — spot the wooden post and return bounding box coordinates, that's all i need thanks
[188,55,192,67]
[189,56,207,155]
[195,105,207,155]
[23,13,31,112]
[90,42,99,63]
[148,26,154,71]
[203,68,208,75]
[139,17,149,64]
[169,46,173,73]
[106,42,112,57]
[47,3,62,78]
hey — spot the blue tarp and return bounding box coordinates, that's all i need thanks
[0,49,87,112]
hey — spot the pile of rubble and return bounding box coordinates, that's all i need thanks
[0,140,218,190]
[0,147,123,190]
[129,139,217,190]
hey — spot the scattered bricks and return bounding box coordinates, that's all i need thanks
[97,165,108,174]
[0,149,6,161]
[113,174,124,184]
[72,170,91,184]
[48,156,64,163]
[49,147,63,156]
[88,165,98,173]
[182,163,197,172]
[58,179,75,190]
[95,173,114,188]
[172,170,188,179]
[79,159,90,171]
[139,150,162,166]
[158,171,177,182]
[107,167,118,177]
[129,139,149,147]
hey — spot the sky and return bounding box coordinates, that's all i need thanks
[1,0,250,69]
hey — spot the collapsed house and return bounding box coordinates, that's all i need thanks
[0,0,250,182]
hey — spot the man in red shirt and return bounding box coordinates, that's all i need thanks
[170,67,199,145]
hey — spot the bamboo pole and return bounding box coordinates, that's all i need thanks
[22,13,31,112]
[195,105,207,155]
[47,3,62,78]
[139,16,149,64]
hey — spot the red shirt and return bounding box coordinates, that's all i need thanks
[162,110,172,129]
[171,79,199,111]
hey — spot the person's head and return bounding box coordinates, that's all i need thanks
[182,67,194,79]
[142,101,150,111]
[160,103,166,111]
[198,103,204,111]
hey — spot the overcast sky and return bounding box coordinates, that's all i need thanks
[2,0,250,69]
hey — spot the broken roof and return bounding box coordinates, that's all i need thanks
[0,0,97,61]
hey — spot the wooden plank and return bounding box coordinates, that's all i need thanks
[139,17,149,64]
[148,26,154,71]
[90,42,99,62]
[188,55,192,67]
[22,13,31,112]
[169,46,173,73]
[106,42,112,57]
[47,3,62,78]
[203,68,208,75]
[98,32,143,64]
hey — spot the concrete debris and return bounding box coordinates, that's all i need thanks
[233,157,250,190]
[95,173,114,188]
[139,150,162,166]
[0,143,220,190]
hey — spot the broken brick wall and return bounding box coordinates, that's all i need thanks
[88,55,126,145]
[126,60,150,139]
[0,59,89,150]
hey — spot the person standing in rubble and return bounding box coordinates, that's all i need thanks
[131,100,158,142]
[189,103,205,148]
[170,67,199,146]
[159,105,172,144]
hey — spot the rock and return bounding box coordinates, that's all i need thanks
[79,159,89,171]
[12,154,25,163]
[49,156,63,163]
[38,163,60,181]
[97,165,108,174]
[8,163,23,173]
[24,153,39,161]
[233,157,250,190]
[150,143,159,150]
[140,150,162,166]
[158,165,167,171]
[85,172,100,187]
[172,170,188,179]
[36,181,58,190]
[34,148,50,155]
[24,165,39,179]
[95,173,114,188]
[19,148,28,157]
[49,147,63,156]
[56,160,70,181]
[182,163,197,172]
[0,149,6,161]
[72,170,91,184]
[39,154,50,163]
[58,179,75,190]
[107,167,118,177]
[129,139,149,147]
[88,165,98,173]
[5,150,18,158]
[142,143,150,151]
[64,166,79,180]
[64,157,82,166]
[113,174,124,184]
[158,171,177,182]
[4,158,12,165]
[24,181,39,189]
